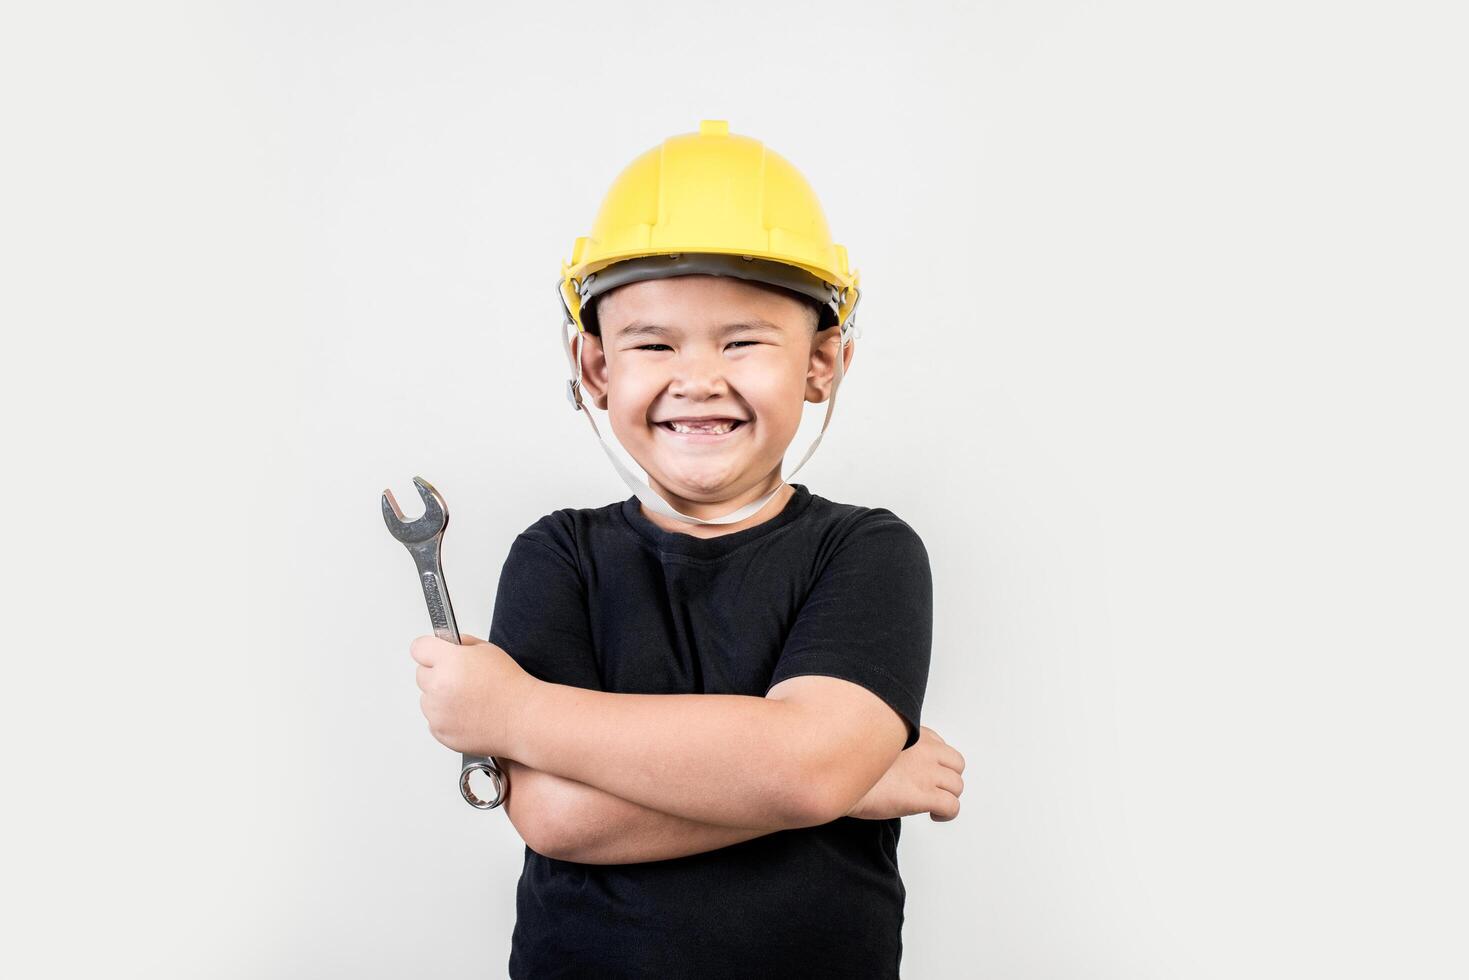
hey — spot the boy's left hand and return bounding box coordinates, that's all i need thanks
[410,633,534,758]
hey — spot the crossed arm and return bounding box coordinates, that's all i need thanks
[497,673,909,865]
[500,761,780,864]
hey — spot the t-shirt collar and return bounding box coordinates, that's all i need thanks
[620,483,814,558]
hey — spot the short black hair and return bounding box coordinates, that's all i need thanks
[582,278,827,337]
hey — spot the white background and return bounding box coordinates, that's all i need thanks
[4,1,1466,977]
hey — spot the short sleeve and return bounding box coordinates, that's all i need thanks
[487,520,603,691]
[765,512,933,750]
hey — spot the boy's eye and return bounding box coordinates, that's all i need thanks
[632,342,757,351]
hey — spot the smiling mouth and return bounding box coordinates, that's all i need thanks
[658,418,747,437]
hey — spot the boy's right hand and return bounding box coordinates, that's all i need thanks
[845,726,965,822]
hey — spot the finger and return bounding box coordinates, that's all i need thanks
[415,664,432,691]
[937,745,966,774]
[459,633,486,646]
[934,767,964,798]
[409,636,438,667]
[922,726,946,745]
[928,790,961,822]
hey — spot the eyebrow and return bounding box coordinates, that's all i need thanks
[617,319,785,340]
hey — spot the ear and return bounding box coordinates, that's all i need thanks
[805,327,855,404]
[576,331,611,410]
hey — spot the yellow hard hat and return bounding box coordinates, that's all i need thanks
[557,119,860,335]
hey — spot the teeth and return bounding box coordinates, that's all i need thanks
[668,420,737,434]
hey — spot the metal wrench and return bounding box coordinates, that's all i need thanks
[382,476,507,810]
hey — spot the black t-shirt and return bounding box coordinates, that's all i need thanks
[488,483,933,979]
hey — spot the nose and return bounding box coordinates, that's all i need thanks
[667,345,730,402]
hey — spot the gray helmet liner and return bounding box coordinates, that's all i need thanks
[577,253,840,334]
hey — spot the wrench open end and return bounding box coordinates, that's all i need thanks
[381,476,448,544]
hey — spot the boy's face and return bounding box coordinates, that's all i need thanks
[576,274,854,517]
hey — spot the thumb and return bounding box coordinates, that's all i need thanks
[459,633,486,646]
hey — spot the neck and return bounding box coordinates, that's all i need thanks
[641,469,792,538]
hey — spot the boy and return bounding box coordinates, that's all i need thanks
[410,120,966,977]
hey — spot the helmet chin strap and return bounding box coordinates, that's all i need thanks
[559,317,855,527]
